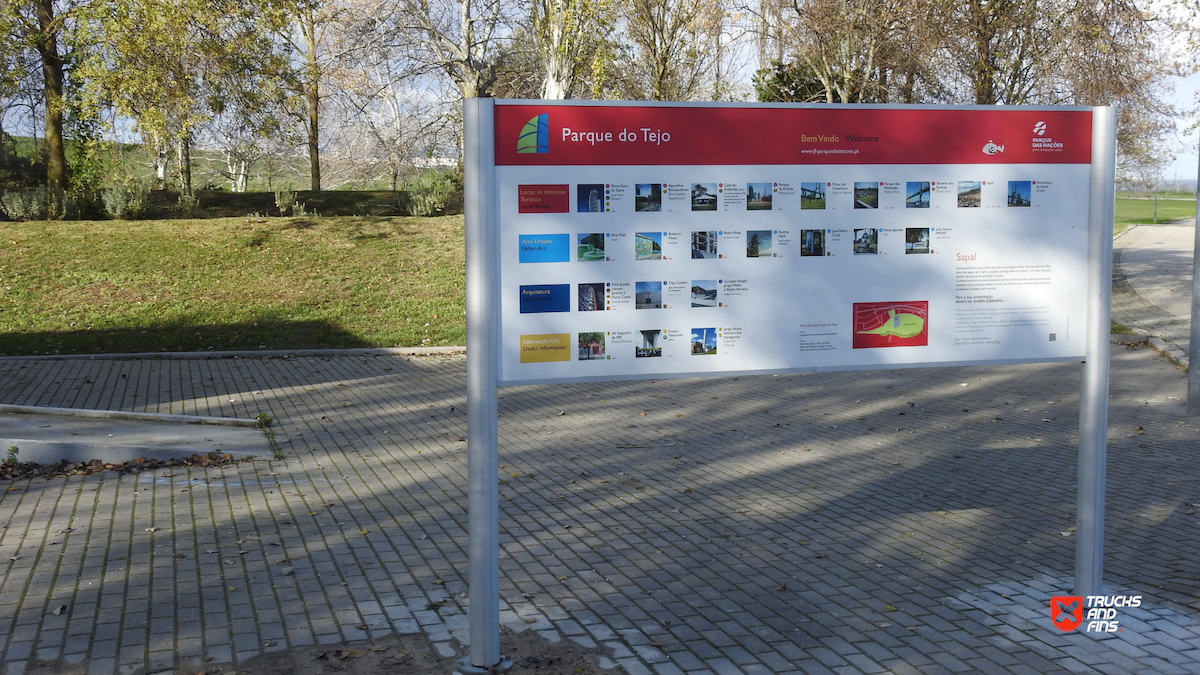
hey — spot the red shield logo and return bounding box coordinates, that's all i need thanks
[1051,596,1084,631]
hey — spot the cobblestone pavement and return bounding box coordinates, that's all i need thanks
[1113,221,1195,355]
[0,348,1198,675]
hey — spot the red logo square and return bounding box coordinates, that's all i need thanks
[1051,596,1083,631]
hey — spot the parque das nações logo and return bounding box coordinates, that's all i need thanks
[518,113,550,153]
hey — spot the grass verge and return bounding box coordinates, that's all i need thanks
[1114,196,1196,236]
[1111,320,1136,335]
[0,215,465,355]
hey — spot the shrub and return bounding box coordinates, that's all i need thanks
[0,188,102,221]
[397,170,461,217]
[0,189,44,220]
[275,188,296,216]
[100,181,151,220]
[178,192,199,212]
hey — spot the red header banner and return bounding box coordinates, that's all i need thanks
[496,103,1091,166]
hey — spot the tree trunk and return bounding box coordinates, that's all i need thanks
[541,73,568,99]
[306,80,320,192]
[225,151,236,191]
[538,0,571,99]
[155,150,168,184]
[35,0,67,192]
[177,134,193,196]
[303,11,322,192]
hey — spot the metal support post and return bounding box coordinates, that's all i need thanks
[1075,106,1116,597]
[1187,145,1200,415]
[460,98,511,673]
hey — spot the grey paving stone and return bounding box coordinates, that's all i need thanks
[2,347,1199,675]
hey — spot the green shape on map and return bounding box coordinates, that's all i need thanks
[857,309,924,338]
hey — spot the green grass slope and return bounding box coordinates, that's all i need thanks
[0,215,465,355]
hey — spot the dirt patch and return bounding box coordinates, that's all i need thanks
[227,627,612,675]
[0,452,246,480]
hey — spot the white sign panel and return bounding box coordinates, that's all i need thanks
[486,103,1096,385]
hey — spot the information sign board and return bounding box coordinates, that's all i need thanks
[490,103,1095,385]
[460,99,1115,672]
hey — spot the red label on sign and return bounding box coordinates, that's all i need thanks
[495,104,1092,166]
[517,184,570,213]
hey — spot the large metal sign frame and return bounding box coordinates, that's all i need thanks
[462,99,1115,671]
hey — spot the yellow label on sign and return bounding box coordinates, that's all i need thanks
[520,333,571,363]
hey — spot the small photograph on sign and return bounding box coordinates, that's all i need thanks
[853,182,879,209]
[853,228,877,255]
[800,182,826,209]
[691,280,718,307]
[853,301,929,349]
[577,184,606,212]
[1007,181,1032,207]
[691,231,718,259]
[519,333,572,363]
[958,181,982,207]
[636,329,663,357]
[905,228,931,254]
[635,281,662,309]
[518,184,569,213]
[746,183,773,210]
[578,282,606,311]
[906,181,931,208]
[578,332,605,360]
[635,184,662,212]
[691,184,718,211]
[801,229,825,257]
[691,327,717,355]
[635,232,662,260]
[747,231,772,258]
[577,233,606,261]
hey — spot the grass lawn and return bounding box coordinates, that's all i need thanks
[1114,196,1196,236]
[0,193,1189,356]
[0,215,465,356]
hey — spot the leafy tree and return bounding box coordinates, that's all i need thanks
[755,0,939,104]
[77,0,287,195]
[271,0,349,192]
[753,61,826,102]
[943,0,1174,178]
[758,0,1175,177]
[615,0,725,101]
[363,0,509,99]
[0,9,32,174]
[1,0,78,192]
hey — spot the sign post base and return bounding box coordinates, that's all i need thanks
[456,656,513,674]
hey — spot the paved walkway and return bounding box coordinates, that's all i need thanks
[1113,220,1196,355]
[0,347,1198,675]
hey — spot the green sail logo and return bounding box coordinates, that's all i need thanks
[518,114,549,153]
